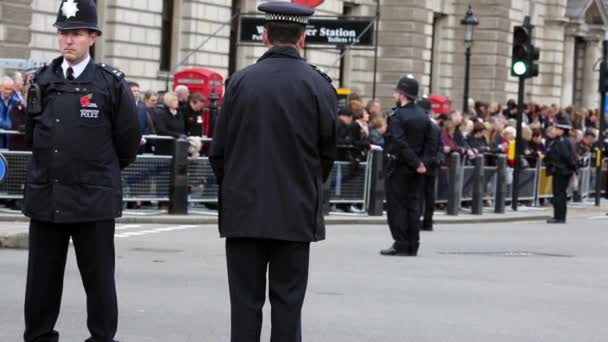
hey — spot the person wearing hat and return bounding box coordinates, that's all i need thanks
[381,75,436,256]
[209,2,336,341]
[416,96,444,231]
[544,115,578,224]
[22,1,141,341]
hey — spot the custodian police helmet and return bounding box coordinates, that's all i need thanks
[53,0,102,35]
[395,74,419,101]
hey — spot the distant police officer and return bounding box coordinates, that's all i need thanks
[381,75,436,256]
[416,96,444,231]
[23,1,141,341]
[209,2,337,341]
[545,116,578,224]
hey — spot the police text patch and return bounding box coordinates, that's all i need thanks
[81,109,99,119]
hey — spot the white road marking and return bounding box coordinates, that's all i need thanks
[116,224,142,230]
[114,225,199,239]
[589,215,608,220]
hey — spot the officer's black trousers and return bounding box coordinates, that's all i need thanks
[24,220,117,342]
[420,173,437,229]
[225,238,310,342]
[385,167,423,250]
[552,173,570,221]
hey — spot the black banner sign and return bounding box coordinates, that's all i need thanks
[239,16,375,47]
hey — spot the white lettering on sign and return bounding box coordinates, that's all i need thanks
[178,79,204,85]
[80,109,99,119]
[320,28,357,38]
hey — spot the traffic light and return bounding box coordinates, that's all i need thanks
[511,24,540,79]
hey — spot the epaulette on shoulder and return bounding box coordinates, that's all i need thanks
[310,64,333,83]
[98,63,126,80]
[31,63,48,82]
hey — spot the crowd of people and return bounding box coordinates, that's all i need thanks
[127,82,209,157]
[337,93,601,171]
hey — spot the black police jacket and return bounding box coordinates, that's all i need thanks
[182,104,204,137]
[209,46,337,242]
[385,103,436,172]
[426,121,444,176]
[23,57,141,223]
[545,136,577,177]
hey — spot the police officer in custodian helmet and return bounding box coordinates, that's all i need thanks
[22,1,141,341]
[381,75,437,256]
[209,2,337,341]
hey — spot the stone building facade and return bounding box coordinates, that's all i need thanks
[1,0,608,111]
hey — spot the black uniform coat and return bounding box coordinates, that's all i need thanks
[23,57,141,223]
[384,103,436,171]
[545,136,577,177]
[426,121,444,176]
[209,46,337,242]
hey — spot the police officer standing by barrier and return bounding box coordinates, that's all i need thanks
[381,75,436,256]
[22,1,141,341]
[545,116,578,224]
[416,96,444,231]
[209,2,337,341]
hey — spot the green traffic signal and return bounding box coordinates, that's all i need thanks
[512,61,528,76]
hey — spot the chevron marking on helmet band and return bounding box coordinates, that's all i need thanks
[62,0,79,19]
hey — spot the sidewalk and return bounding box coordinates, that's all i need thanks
[1,204,606,249]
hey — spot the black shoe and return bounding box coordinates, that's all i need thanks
[380,246,416,257]
[546,218,566,224]
[573,192,582,202]
[421,226,433,231]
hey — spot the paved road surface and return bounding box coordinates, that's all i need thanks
[1,216,607,341]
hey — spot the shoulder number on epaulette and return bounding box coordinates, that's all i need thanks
[310,64,333,83]
[98,63,126,80]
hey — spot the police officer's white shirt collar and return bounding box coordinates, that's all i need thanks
[61,55,90,80]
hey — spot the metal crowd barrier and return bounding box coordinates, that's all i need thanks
[1,129,606,215]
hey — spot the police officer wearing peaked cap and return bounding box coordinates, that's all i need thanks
[381,75,437,256]
[209,2,337,341]
[23,1,141,341]
[545,115,577,224]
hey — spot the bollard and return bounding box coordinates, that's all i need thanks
[471,154,484,215]
[494,154,506,214]
[367,148,385,216]
[169,138,190,215]
[446,153,462,216]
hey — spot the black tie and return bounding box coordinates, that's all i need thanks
[66,67,75,80]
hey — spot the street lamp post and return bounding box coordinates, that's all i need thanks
[461,5,479,115]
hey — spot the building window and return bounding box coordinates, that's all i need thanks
[160,0,175,71]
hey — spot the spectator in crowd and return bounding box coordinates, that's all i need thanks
[366,99,382,119]
[183,92,206,137]
[586,108,599,129]
[175,85,190,109]
[139,90,158,136]
[11,72,25,105]
[576,130,595,159]
[128,81,141,106]
[368,115,386,147]
[488,102,501,116]
[527,128,546,167]
[9,85,27,151]
[503,99,517,119]
[0,76,16,148]
[441,111,471,159]
[154,91,186,138]
[466,122,490,154]
[353,106,370,140]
